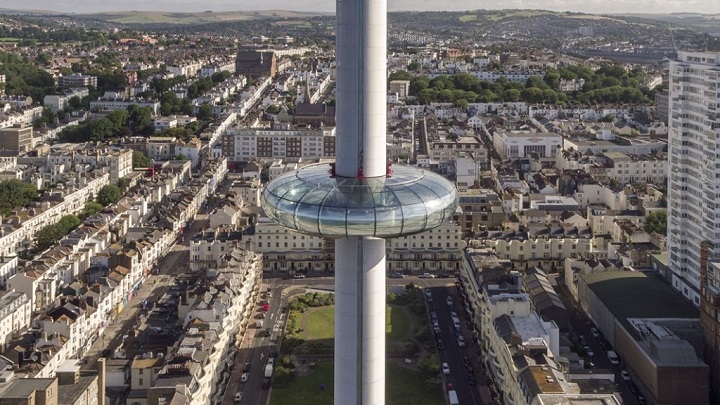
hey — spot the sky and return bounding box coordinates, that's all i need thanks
[1,0,720,14]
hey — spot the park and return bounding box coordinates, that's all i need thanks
[269,286,444,405]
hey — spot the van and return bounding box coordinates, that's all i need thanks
[607,350,619,365]
[448,390,459,405]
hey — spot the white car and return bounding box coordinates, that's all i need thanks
[621,370,631,381]
[457,335,466,348]
[584,346,594,357]
[446,297,454,306]
[419,273,435,278]
[234,392,243,402]
[442,362,450,375]
[240,372,249,383]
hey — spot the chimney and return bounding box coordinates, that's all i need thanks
[96,358,106,405]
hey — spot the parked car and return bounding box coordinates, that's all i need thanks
[243,362,251,372]
[578,335,588,346]
[293,274,306,279]
[457,335,466,348]
[388,272,405,279]
[442,363,450,375]
[584,346,594,357]
[591,327,601,338]
[446,296,453,306]
[437,339,445,350]
[234,392,243,402]
[240,372,249,383]
[621,370,631,381]
[419,273,435,279]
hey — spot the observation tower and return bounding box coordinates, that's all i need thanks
[260,0,458,401]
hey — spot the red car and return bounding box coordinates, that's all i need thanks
[262,303,270,312]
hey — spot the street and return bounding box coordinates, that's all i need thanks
[222,285,285,405]
[427,285,493,405]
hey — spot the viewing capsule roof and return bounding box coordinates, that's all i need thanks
[261,164,458,239]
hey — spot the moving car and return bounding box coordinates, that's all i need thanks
[442,363,450,375]
[621,370,631,381]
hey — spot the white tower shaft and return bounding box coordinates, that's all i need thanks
[335,0,387,178]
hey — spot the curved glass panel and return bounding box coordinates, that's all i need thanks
[261,164,459,238]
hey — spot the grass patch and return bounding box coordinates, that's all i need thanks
[269,361,334,405]
[304,307,335,340]
[269,361,443,405]
[298,305,411,344]
[459,14,477,22]
[386,305,409,343]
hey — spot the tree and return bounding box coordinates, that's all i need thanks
[645,210,667,234]
[273,365,292,387]
[79,201,104,219]
[453,99,469,109]
[176,153,188,161]
[132,151,152,169]
[97,185,122,206]
[35,214,81,251]
[388,70,412,82]
[419,354,440,378]
[0,179,39,216]
[407,61,421,71]
[197,104,213,121]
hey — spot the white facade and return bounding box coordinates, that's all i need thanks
[493,131,562,160]
[667,51,720,305]
[0,291,30,351]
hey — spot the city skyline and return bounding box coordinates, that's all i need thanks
[3,0,720,14]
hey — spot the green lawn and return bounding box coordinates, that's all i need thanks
[301,305,411,343]
[269,361,443,405]
[459,14,478,22]
[386,305,409,343]
[305,307,335,340]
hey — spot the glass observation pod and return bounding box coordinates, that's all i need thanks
[261,164,459,239]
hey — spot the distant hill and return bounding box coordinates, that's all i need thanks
[621,13,720,34]
[0,9,330,25]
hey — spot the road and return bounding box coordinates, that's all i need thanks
[426,284,490,405]
[222,285,285,405]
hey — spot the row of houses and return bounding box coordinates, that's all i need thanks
[0,158,228,380]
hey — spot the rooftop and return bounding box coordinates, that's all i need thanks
[0,378,55,398]
[579,272,697,329]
